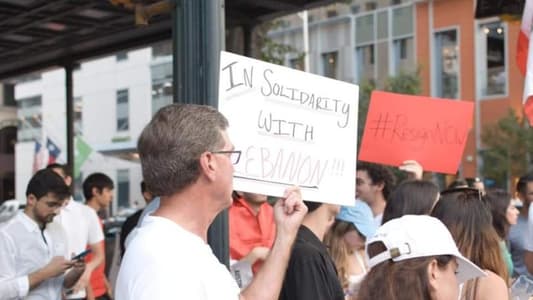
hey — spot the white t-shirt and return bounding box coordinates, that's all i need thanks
[116,216,240,300]
[0,212,68,299]
[53,199,104,298]
[374,213,383,227]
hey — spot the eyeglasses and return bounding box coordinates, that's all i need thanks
[440,187,483,202]
[212,150,242,165]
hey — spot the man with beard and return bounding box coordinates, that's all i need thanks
[0,169,86,299]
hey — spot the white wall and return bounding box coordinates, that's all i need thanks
[76,48,153,146]
[14,48,153,208]
[15,142,34,204]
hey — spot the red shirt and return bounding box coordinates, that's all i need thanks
[85,219,106,297]
[229,197,276,273]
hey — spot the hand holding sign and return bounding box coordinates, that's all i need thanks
[358,91,474,174]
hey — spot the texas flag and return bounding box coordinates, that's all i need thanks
[520,0,533,126]
[47,138,61,165]
[33,141,45,173]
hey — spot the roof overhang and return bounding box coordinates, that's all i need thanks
[0,0,336,81]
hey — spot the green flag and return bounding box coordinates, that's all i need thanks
[74,136,92,177]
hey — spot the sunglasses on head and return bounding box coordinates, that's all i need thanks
[440,187,483,202]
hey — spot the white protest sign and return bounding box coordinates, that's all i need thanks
[218,51,358,205]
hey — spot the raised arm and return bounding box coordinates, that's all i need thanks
[240,187,307,300]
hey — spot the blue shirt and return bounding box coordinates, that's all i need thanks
[509,215,533,279]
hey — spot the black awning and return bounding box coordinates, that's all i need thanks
[0,0,335,81]
[475,0,524,19]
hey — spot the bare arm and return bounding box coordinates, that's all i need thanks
[63,260,86,289]
[399,160,423,180]
[525,251,533,275]
[240,187,307,300]
[71,242,104,293]
[240,247,269,265]
[475,270,509,300]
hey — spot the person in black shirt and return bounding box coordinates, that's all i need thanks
[119,181,154,258]
[279,201,344,300]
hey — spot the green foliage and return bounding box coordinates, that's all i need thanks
[384,71,421,95]
[481,109,533,187]
[260,39,300,65]
[256,21,302,65]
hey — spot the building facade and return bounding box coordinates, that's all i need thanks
[14,43,173,212]
[269,0,522,179]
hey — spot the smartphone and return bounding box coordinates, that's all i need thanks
[72,249,92,261]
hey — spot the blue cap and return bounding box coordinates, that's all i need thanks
[336,200,377,239]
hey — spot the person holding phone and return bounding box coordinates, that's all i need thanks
[48,163,105,300]
[0,169,86,299]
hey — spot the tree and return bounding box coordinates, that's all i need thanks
[255,21,303,65]
[481,109,533,188]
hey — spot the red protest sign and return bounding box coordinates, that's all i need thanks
[358,91,474,174]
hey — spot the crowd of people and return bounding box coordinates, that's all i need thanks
[1,103,533,300]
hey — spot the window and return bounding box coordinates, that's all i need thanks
[392,37,414,75]
[116,51,128,61]
[289,57,304,71]
[478,22,506,97]
[116,89,129,131]
[434,29,459,98]
[350,5,360,14]
[392,6,414,38]
[152,41,172,59]
[365,2,377,11]
[17,96,42,141]
[3,84,15,107]
[391,0,402,5]
[327,9,338,18]
[152,81,173,115]
[357,45,375,81]
[322,52,338,79]
[117,169,130,208]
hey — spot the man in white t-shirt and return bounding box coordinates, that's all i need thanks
[0,169,85,299]
[48,163,105,300]
[116,104,307,300]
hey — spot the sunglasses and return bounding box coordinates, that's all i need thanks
[440,187,483,202]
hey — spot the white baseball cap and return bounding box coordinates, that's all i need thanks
[366,215,486,283]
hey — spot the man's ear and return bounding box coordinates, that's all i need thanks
[65,175,73,187]
[26,194,38,207]
[516,192,525,202]
[92,187,100,197]
[199,152,216,181]
[375,181,385,192]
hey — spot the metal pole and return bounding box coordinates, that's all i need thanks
[172,0,228,266]
[243,25,253,57]
[299,10,310,72]
[65,64,74,195]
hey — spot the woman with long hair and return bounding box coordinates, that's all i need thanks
[381,179,439,224]
[484,189,519,277]
[324,201,376,299]
[431,187,509,300]
[357,215,485,300]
